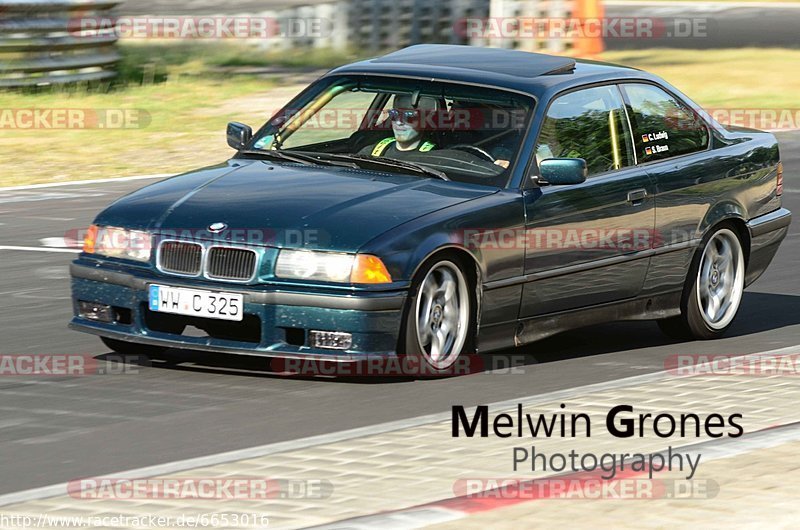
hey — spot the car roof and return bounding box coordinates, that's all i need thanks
[372,45,578,78]
[328,44,654,98]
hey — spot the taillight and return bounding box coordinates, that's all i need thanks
[777,161,783,197]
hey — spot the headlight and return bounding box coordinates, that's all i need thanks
[83,225,152,262]
[275,250,392,284]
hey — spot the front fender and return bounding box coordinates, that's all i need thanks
[359,189,526,285]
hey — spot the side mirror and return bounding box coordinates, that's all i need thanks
[537,158,588,186]
[227,122,252,150]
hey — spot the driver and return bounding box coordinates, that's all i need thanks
[361,94,438,157]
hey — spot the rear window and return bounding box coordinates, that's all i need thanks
[621,83,709,163]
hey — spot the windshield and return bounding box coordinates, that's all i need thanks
[248,75,535,187]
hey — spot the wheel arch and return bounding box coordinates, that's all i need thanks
[409,245,483,289]
[401,245,483,355]
[698,202,751,267]
[666,218,749,340]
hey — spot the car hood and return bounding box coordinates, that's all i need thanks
[96,160,497,252]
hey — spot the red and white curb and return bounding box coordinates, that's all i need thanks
[310,421,800,529]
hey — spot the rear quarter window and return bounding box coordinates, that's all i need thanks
[621,83,709,163]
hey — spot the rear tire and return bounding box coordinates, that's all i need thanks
[399,256,475,376]
[101,337,169,359]
[658,225,745,340]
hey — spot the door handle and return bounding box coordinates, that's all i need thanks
[627,189,648,204]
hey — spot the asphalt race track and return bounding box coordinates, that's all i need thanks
[120,1,800,50]
[603,1,800,50]
[0,132,797,496]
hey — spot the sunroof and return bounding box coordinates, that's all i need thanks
[373,45,576,78]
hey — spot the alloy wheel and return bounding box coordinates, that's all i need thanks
[414,261,470,369]
[696,228,745,330]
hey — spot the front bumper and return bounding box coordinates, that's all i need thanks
[69,261,407,362]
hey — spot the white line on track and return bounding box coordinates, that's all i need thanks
[0,246,80,254]
[0,344,797,508]
[0,174,172,192]
[39,237,78,249]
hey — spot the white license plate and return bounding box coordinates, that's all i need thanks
[148,285,244,321]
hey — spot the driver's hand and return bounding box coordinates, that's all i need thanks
[494,159,510,169]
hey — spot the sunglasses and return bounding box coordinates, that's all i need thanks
[388,108,421,123]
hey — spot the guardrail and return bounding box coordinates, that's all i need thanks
[0,0,121,88]
[347,0,489,52]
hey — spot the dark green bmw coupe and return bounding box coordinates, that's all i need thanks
[70,45,791,374]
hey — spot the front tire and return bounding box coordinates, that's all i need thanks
[658,226,745,340]
[400,257,474,374]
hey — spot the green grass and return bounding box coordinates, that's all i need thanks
[116,41,367,84]
[600,48,800,108]
[1,44,797,187]
[0,77,278,186]
[0,42,377,187]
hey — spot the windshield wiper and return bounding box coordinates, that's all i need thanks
[240,149,448,180]
[312,153,450,181]
[238,150,357,169]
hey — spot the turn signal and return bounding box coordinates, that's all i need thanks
[777,161,783,197]
[83,224,99,253]
[351,255,392,284]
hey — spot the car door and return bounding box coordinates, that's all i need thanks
[519,84,656,318]
[616,82,716,296]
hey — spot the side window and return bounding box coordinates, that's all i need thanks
[536,85,634,177]
[621,83,709,163]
